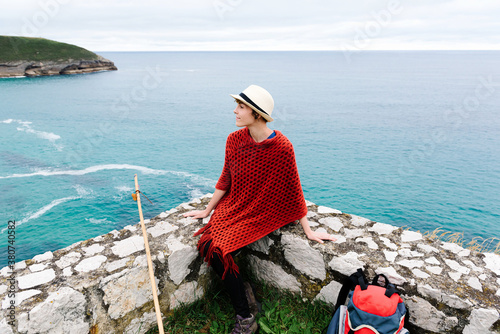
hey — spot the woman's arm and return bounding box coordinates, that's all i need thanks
[299,215,337,244]
[183,188,227,219]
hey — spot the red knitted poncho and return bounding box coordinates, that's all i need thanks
[194,127,308,278]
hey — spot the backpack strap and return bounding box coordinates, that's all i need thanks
[324,270,366,334]
[371,273,389,287]
[333,268,367,311]
[356,268,368,290]
[384,283,398,298]
[372,273,400,298]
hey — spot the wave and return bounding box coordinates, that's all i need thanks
[0,76,26,79]
[1,196,78,233]
[186,184,205,201]
[0,184,92,233]
[2,119,63,151]
[73,184,94,197]
[113,185,135,201]
[0,164,216,187]
[115,185,134,193]
[85,217,112,225]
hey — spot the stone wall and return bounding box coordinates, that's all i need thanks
[0,194,499,333]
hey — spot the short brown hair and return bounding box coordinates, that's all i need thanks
[234,99,268,123]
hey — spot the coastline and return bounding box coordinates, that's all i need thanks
[0,56,117,78]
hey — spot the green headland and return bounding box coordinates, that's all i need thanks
[0,36,99,62]
[0,36,116,77]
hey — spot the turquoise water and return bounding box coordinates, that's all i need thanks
[1,51,499,266]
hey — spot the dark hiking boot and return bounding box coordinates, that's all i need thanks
[243,281,261,317]
[231,313,258,334]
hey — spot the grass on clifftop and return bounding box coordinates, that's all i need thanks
[0,36,99,63]
[145,280,332,334]
[422,228,500,254]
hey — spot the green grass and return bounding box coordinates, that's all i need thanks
[145,280,332,334]
[0,36,99,62]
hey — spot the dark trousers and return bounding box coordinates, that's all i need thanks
[202,240,250,318]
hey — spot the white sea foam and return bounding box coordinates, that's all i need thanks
[186,183,205,201]
[115,185,134,193]
[85,218,111,225]
[0,184,93,233]
[1,195,79,233]
[189,188,204,200]
[0,164,216,187]
[2,119,63,150]
[0,76,26,79]
[73,184,93,197]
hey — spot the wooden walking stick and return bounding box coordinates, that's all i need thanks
[132,174,165,334]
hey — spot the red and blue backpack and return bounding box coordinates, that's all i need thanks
[326,269,409,334]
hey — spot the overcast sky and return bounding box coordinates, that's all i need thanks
[2,0,500,51]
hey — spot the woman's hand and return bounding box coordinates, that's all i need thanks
[183,210,210,219]
[299,215,337,244]
[306,230,337,244]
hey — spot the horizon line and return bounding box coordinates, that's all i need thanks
[94,49,500,52]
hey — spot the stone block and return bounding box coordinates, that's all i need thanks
[343,228,364,239]
[18,269,56,290]
[463,308,499,334]
[32,251,53,263]
[74,255,107,273]
[170,281,204,309]
[483,253,500,275]
[248,255,301,293]
[380,236,398,250]
[404,295,458,332]
[401,231,422,242]
[17,287,88,334]
[111,236,145,257]
[2,289,41,309]
[375,267,407,285]
[314,280,343,305]
[168,245,198,285]
[282,234,326,280]
[355,237,378,250]
[317,206,341,214]
[147,221,178,238]
[82,244,105,256]
[55,252,82,269]
[101,267,157,320]
[368,222,397,235]
[329,252,365,276]
[124,312,158,334]
[319,217,343,232]
[105,257,130,272]
[248,236,274,255]
[350,215,370,227]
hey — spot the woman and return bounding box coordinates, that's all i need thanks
[184,85,336,334]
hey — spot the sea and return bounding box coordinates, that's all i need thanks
[1,51,499,267]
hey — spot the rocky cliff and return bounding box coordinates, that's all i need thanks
[0,57,117,78]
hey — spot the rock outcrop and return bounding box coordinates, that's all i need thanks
[0,194,499,333]
[0,56,117,78]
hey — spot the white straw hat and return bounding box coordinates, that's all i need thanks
[230,85,274,122]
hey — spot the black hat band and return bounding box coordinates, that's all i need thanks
[239,92,270,116]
